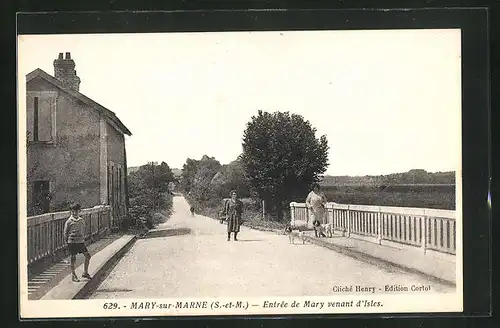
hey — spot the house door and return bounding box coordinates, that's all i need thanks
[108,164,123,227]
[33,180,50,214]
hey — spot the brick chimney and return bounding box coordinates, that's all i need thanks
[53,52,81,92]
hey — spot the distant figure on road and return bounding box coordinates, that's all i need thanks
[306,184,327,237]
[223,190,243,241]
[190,206,195,216]
[64,203,92,282]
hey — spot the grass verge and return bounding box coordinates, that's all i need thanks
[184,196,289,233]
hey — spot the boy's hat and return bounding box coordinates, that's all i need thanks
[70,203,81,211]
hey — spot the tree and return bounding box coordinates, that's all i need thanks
[180,158,200,193]
[240,110,329,220]
[190,155,221,203]
[132,162,174,189]
[157,162,175,191]
[210,158,250,199]
[127,161,175,225]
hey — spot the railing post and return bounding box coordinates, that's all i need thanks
[109,206,114,231]
[331,203,335,232]
[305,206,309,227]
[323,204,327,225]
[421,215,427,255]
[107,208,111,233]
[377,207,382,245]
[338,205,345,237]
[346,206,351,238]
[88,213,92,242]
[341,211,346,237]
[96,210,100,237]
[50,214,56,260]
[100,208,104,236]
[290,202,296,226]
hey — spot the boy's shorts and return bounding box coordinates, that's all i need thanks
[68,243,88,255]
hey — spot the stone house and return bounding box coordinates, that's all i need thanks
[26,52,132,227]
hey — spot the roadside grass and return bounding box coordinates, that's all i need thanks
[184,196,288,232]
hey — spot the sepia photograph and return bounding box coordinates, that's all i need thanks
[18,29,463,318]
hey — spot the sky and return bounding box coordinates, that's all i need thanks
[17,30,461,176]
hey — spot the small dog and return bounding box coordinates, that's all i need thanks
[218,210,226,224]
[313,221,334,238]
[285,226,306,244]
[321,223,334,238]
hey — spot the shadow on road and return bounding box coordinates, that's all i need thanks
[140,228,192,239]
[236,239,263,242]
[95,288,134,293]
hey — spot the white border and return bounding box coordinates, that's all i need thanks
[18,29,464,319]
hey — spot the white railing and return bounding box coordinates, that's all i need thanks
[27,205,112,265]
[290,202,456,255]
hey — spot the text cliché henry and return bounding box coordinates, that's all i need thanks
[332,284,432,294]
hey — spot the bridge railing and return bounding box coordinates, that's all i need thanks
[27,205,112,266]
[290,202,456,255]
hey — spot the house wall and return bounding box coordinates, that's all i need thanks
[106,123,128,220]
[107,123,125,164]
[26,77,101,214]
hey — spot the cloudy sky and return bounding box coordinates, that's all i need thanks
[18,29,461,176]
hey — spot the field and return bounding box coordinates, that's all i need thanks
[321,184,456,210]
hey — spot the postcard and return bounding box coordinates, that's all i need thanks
[18,29,463,319]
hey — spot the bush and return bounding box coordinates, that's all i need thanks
[128,162,175,228]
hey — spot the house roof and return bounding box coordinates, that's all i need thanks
[26,68,132,136]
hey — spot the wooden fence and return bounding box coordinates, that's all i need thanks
[27,205,112,266]
[290,202,456,255]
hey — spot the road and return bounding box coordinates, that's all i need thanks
[89,196,454,298]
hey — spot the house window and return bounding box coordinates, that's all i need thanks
[27,92,56,143]
[33,180,50,214]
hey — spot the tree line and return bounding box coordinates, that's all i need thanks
[320,169,456,187]
[180,110,330,221]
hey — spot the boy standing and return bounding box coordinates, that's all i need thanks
[64,203,92,282]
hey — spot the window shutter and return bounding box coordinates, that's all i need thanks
[38,96,53,141]
[26,94,34,141]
